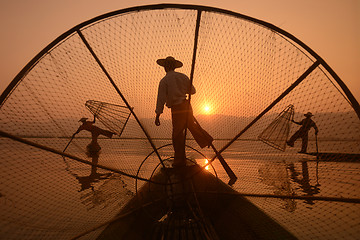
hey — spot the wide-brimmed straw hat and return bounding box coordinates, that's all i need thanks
[304,112,313,117]
[156,56,183,68]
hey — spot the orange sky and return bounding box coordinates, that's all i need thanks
[1,0,359,102]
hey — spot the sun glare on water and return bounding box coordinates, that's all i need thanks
[204,159,210,170]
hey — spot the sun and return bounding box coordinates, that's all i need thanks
[203,105,211,114]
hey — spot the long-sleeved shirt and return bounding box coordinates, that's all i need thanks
[295,118,318,133]
[155,70,196,114]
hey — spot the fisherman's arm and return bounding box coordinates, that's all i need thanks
[291,119,301,125]
[155,113,161,126]
[189,84,196,95]
[74,125,83,135]
[155,81,166,126]
[313,122,319,135]
[187,78,196,95]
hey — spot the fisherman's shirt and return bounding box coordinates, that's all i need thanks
[155,70,196,114]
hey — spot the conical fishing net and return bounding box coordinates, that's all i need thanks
[258,104,294,151]
[85,100,132,137]
[1,4,359,240]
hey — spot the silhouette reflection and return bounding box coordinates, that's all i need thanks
[62,116,123,209]
[287,161,320,205]
[66,116,115,192]
[75,170,112,192]
[259,160,322,211]
[258,162,297,212]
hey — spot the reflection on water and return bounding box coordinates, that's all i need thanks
[62,133,137,210]
[196,158,218,176]
[64,158,133,210]
[75,172,112,192]
[258,161,297,212]
[258,160,321,211]
[78,173,134,210]
[287,161,320,206]
[205,159,210,170]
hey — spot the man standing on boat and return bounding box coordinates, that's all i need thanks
[155,56,213,167]
[287,112,318,153]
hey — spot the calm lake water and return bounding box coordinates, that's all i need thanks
[0,138,359,239]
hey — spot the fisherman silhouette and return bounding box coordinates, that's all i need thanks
[74,116,114,171]
[287,112,318,153]
[155,56,213,167]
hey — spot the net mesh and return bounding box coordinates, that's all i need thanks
[258,104,294,151]
[85,100,132,137]
[1,5,359,240]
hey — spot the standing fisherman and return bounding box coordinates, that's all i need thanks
[155,56,213,167]
[287,112,318,153]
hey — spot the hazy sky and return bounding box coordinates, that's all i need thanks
[1,0,359,101]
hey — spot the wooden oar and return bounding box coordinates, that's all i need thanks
[193,117,237,185]
[63,133,76,152]
[209,143,237,186]
[315,133,320,186]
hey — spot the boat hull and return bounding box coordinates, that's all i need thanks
[97,165,297,240]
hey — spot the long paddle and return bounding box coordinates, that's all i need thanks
[193,117,237,185]
[63,133,76,152]
[315,133,321,186]
[209,143,237,185]
[62,133,77,171]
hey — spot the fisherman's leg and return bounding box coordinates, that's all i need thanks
[183,103,213,148]
[187,118,213,148]
[172,129,186,165]
[91,155,99,175]
[98,129,114,138]
[103,129,114,138]
[300,133,308,153]
[171,104,187,166]
[287,131,300,147]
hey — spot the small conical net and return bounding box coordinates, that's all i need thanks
[85,100,132,136]
[258,104,294,151]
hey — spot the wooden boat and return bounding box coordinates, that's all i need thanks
[96,164,297,240]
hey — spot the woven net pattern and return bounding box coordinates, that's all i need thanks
[1,5,359,239]
[258,104,294,151]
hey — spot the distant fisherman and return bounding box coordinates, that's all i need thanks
[155,56,213,167]
[74,116,114,172]
[287,112,318,153]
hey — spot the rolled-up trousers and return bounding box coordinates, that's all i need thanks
[171,101,213,166]
[288,130,308,152]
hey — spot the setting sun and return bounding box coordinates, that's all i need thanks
[203,105,211,114]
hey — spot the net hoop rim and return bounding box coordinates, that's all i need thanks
[1,3,359,118]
